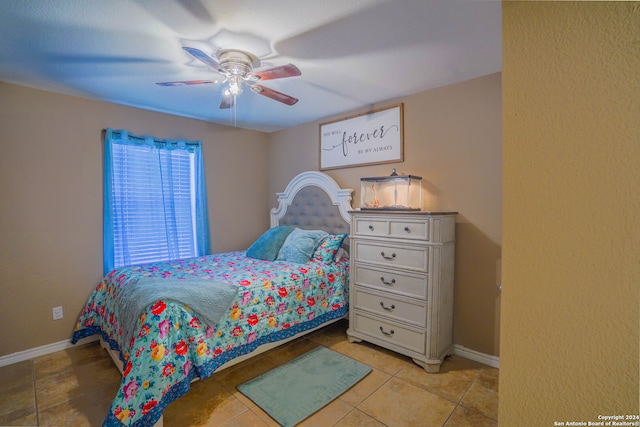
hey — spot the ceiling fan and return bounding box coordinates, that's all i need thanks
[157,47,301,109]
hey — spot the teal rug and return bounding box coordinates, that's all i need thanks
[237,346,371,427]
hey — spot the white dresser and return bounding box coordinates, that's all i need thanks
[346,210,457,373]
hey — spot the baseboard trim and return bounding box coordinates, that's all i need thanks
[1,337,499,370]
[0,335,99,367]
[453,344,500,368]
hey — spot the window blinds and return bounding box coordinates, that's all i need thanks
[103,129,209,273]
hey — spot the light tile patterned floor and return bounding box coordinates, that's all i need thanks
[0,320,498,426]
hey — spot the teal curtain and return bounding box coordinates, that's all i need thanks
[103,128,210,274]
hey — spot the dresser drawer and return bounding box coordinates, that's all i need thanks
[353,217,389,238]
[389,219,429,240]
[353,240,429,272]
[353,265,428,299]
[352,312,426,354]
[353,288,426,327]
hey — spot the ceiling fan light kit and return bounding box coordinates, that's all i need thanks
[225,75,243,96]
[157,46,301,110]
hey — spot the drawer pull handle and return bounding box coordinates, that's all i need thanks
[380,277,396,286]
[379,326,395,336]
[368,225,374,231]
[380,252,396,260]
[380,302,395,311]
[404,226,411,233]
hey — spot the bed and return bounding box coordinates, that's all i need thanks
[71,171,353,427]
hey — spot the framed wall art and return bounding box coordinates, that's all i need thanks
[319,104,404,170]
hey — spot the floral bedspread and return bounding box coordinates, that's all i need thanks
[71,251,349,427]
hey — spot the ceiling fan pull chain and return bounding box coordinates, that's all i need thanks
[231,96,237,127]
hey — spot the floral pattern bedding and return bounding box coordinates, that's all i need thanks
[71,251,349,427]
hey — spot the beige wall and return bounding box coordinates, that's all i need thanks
[500,2,639,425]
[0,83,269,356]
[1,73,502,359]
[269,73,503,356]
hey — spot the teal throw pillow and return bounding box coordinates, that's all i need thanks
[246,226,295,261]
[277,228,329,264]
[311,234,348,263]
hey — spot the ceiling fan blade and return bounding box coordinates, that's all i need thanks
[249,84,299,106]
[156,79,219,86]
[250,64,301,81]
[182,46,222,72]
[219,92,235,109]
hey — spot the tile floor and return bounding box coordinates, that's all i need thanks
[0,320,498,426]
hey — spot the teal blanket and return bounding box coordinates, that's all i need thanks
[118,278,239,348]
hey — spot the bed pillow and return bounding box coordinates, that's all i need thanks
[246,226,295,261]
[277,228,329,264]
[334,247,349,262]
[311,233,348,263]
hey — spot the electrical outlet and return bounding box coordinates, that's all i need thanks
[52,306,64,320]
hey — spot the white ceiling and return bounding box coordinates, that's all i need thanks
[0,0,501,133]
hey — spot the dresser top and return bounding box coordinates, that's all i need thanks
[349,210,458,216]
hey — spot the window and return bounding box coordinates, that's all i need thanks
[103,129,210,273]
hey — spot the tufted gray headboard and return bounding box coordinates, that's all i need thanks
[279,185,349,234]
[270,171,353,250]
